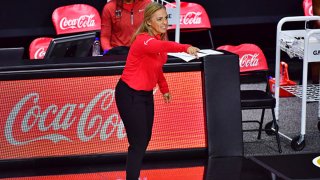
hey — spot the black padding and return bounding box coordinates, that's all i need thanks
[241,90,276,109]
[203,53,243,158]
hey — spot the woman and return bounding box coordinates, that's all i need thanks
[100,0,151,53]
[115,2,200,180]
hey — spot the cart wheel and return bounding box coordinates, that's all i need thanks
[291,136,305,151]
[265,121,276,135]
[318,121,320,132]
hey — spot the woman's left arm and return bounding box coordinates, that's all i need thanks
[157,68,171,103]
[157,68,169,94]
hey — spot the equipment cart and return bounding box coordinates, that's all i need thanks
[275,16,320,151]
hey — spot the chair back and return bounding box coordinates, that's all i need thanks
[303,0,313,16]
[166,2,211,31]
[29,37,53,59]
[165,1,213,48]
[52,4,101,35]
[217,44,268,73]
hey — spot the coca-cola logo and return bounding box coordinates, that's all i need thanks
[239,53,260,68]
[180,11,202,25]
[5,89,126,145]
[59,14,96,30]
[34,47,46,59]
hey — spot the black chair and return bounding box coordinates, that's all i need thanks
[240,71,282,153]
[217,44,282,153]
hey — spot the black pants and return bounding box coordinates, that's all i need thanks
[115,79,154,180]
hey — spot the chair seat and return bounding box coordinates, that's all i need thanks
[241,90,275,109]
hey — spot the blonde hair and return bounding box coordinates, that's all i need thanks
[131,2,167,43]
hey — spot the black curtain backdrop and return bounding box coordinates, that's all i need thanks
[0,0,302,38]
[0,0,303,59]
[182,0,302,25]
[0,0,108,38]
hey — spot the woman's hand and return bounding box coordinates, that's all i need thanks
[163,92,171,103]
[187,46,200,59]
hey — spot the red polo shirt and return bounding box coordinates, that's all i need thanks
[121,33,190,94]
[100,0,151,50]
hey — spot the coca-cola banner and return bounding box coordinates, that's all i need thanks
[4,166,204,180]
[0,72,205,160]
[166,2,211,30]
[29,37,53,60]
[217,44,268,72]
[52,4,101,35]
[303,0,313,16]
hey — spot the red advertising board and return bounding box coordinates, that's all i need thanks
[0,72,206,160]
[1,166,205,180]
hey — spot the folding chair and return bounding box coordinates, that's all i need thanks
[303,0,313,16]
[165,1,214,49]
[29,37,53,59]
[28,4,101,60]
[217,43,282,153]
[52,4,101,35]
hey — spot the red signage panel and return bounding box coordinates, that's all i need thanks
[0,72,206,160]
[1,166,205,180]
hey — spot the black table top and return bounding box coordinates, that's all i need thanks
[0,53,238,80]
[250,153,320,180]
